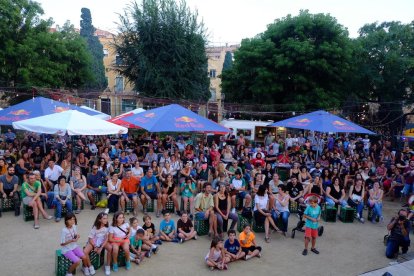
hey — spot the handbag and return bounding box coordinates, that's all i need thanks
[96,198,108,208]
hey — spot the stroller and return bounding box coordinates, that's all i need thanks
[291,193,324,239]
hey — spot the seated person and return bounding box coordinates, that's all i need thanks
[272,185,290,236]
[159,211,177,242]
[368,181,384,223]
[0,166,20,216]
[142,215,161,245]
[180,176,196,218]
[286,176,304,204]
[140,169,162,217]
[120,170,140,216]
[347,179,365,223]
[69,167,87,214]
[229,170,252,213]
[268,173,284,195]
[325,177,349,212]
[385,209,411,258]
[53,176,73,222]
[177,211,198,243]
[205,238,229,270]
[239,224,262,260]
[224,229,245,262]
[254,185,281,243]
[86,166,107,210]
[194,182,218,238]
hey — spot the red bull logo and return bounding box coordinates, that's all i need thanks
[297,118,311,123]
[175,116,197,123]
[332,120,346,126]
[54,107,70,113]
[9,109,30,115]
[144,113,156,118]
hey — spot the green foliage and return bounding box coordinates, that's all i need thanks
[222,51,233,72]
[0,0,93,92]
[80,8,107,91]
[221,10,353,111]
[115,0,210,101]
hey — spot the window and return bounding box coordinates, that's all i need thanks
[101,98,111,115]
[115,54,123,66]
[103,49,108,57]
[115,76,124,93]
[122,99,136,113]
[209,89,216,101]
[209,69,216,78]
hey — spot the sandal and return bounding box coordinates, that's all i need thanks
[265,237,270,243]
[33,224,40,229]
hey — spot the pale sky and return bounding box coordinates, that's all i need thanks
[38,0,414,45]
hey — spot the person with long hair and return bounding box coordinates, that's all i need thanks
[325,177,349,212]
[161,174,179,215]
[108,211,131,272]
[70,167,87,214]
[83,212,113,276]
[214,184,238,239]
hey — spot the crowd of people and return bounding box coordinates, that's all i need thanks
[0,129,413,275]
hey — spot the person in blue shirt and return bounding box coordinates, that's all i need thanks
[159,211,178,242]
[140,169,162,217]
[86,166,107,210]
[224,229,245,262]
[302,196,321,256]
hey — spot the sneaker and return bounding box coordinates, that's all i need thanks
[104,208,109,214]
[145,251,152,258]
[257,253,261,258]
[81,266,91,276]
[171,238,179,243]
[209,266,215,271]
[112,263,118,272]
[88,266,96,275]
[104,265,111,276]
[133,210,138,216]
[231,208,236,214]
[359,217,365,223]
[155,240,163,245]
[152,245,159,254]
[311,248,320,254]
[75,209,81,214]
[55,218,61,223]
[245,255,252,261]
[46,215,53,220]
[33,224,40,229]
[125,261,131,270]
[156,211,161,218]
[179,238,184,244]
[302,249,308,256]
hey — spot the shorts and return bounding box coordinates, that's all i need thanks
[87,189,106,195]
[63,246,84,263]
[145,191,158,200]
[126,193,137,199]
[241,246,262,255]
[305,227,318,238]
[195,212,208,220]
[238,191,248,199]
[23,196,34,205]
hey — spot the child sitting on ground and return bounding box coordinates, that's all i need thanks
[302,196,321,256]
[59,213,92,276]
[205,237,229,270]
[177,211,198,243]
[224,229,245,262]
[142,215,162,245]
[129,229,147,264]
[239,224,262,260]
[83,212,112,276]
[130,217,159,256]
[159,211,178,242]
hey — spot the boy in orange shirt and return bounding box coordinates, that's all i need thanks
[239,224,262,260]
[120,170,140,216]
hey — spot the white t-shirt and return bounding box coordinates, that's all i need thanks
[88,226,109,247]
[254,194,269,211]
[131,167,144,177]
[130,225,144,238]
[109,223,130,239]
[45,165,64,181]
[60,225,79,254]
[231,178,244,189]
[107,179,121,192]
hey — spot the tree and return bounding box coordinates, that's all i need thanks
[221,11,354,111]
[222,51,233,71]
[80,8,107,91]
[351,21,414,134]
[0,0,93,96]
[115,0,210,101]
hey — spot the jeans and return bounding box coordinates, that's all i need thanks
[371,202,383,221]
[326,197,347,208]
[216,212,238,234]
[385,238,410,258]
[271,210,290,232]
[42,192,55,209]
[108,194,119,213]
[347,199,364,218]
[53,199,73,218]
[402,183,413,196]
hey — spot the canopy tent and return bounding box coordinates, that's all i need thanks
[12,110,127,136]
[268,110,375,134]
[0,96,101,125]
[80,105,111,120]
[108,108,146,128]
[120,104,230,133]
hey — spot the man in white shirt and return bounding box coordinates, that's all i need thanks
[285,133,294,148]
[87,140,98,155]
[44,160,63,189]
